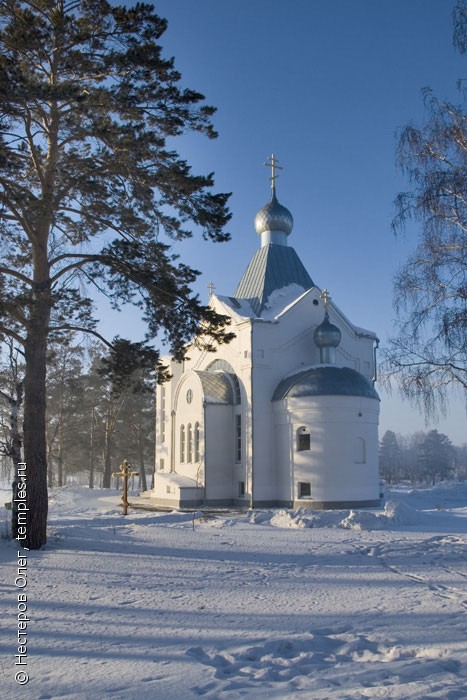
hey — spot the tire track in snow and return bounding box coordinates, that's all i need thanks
[356,535,467,611]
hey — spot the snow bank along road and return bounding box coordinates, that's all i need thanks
[0,483,466,699]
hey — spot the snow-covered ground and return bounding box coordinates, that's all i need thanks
[1,482,467,699]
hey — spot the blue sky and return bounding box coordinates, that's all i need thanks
[107,0,466,444]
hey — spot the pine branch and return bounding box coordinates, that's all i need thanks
[48,324,113,348]
[0,266,33,286]
[0,325,25,346]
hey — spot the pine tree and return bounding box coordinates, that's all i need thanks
[0,0,233,548]
[379,430,402,484]
[418,429,454,485]
[97,339,156,491]
[46,339,86,486]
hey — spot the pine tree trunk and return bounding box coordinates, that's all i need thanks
[57,387,65,487]
[102,417,112,488]
[57,420,64,487]
[89,407,95,490]
[23,288,51,550]
[22,91,55,548]
[47,451,54,488]
[138,433,147,492]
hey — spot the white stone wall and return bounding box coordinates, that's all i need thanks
[273,394,380,504]
[204,404,235,503]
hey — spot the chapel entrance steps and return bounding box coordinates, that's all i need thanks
[112,493,250,515]
[132,502,249,515]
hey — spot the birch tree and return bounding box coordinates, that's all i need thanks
[385,1,467,415]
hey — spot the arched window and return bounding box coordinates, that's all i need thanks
[355,437,366,464]
[160,387,166,443]
[194,422,200,462]
[235,414,242,463]
[187,423,193,463]
[297,426,311,452]
[180,425,185,463]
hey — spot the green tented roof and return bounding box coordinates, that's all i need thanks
[234,244,314,316]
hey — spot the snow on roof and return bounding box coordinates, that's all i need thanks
[261,284,312,320]
[217,285,314,322]
[215,294,255,319]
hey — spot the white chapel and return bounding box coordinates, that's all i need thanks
[149,157,381,509]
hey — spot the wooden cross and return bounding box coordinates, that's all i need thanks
[112,459,139,516]
[264,153,283,189]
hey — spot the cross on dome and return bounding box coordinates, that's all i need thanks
[264,153,283,189]
[314,288,341,362]
[321,288,331,311]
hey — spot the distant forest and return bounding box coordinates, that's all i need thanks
[0,338,154,491]
[379,429,466,485]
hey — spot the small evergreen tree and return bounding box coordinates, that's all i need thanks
[417,429,454,485]
[46,339,86,486]
[379,430,402,483]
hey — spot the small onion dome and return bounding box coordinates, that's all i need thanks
[314,312,341,349]
[273,366,379,401]
[254,187,293,236]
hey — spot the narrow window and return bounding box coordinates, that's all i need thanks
[232,375,241,404]
[180,425,185,463]
[355,437,366,464]
[238,481,245,497]
[235,414,242,462]
[160,387,166,443]
[297,426,311,452]
[194,422,200,462]
[159,458,165,471]
[298,482,311,498]
[187,423,193,463]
